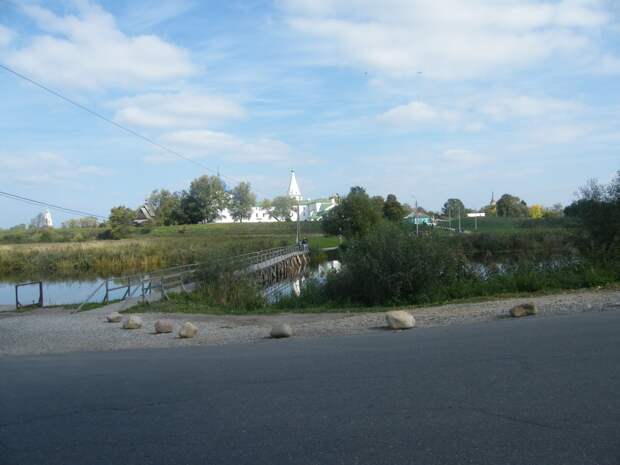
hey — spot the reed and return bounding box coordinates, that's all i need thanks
[0,236,286,281]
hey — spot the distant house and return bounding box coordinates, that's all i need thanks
[134,205,155,225]
[405,212,434,226]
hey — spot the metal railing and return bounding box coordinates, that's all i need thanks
[15,281,43,309]
[74,244,309,312]
[229,244,308,270]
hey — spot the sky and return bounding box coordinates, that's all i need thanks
[0,0,618,227]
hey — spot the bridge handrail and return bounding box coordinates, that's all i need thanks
[74,244,308,312]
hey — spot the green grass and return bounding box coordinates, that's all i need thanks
[130,281,620,316]
[457,216,574,234]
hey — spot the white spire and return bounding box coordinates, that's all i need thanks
[288,169,302,201]
[43,209,53,228]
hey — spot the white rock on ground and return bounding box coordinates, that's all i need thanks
[106,312,122,323]
[270,323,293,338]
[123,315,143,330]
[154,319,173,334]
[179,322,198,339]
[385,311,415,330]
[509,303,538,318]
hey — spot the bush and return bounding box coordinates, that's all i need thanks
[327,222,468,305]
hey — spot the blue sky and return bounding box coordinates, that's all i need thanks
[0,0,618,227]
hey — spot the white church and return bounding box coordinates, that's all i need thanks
[215,170,338,224]
[30,209,54,229]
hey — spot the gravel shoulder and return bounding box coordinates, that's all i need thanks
[1,288,619,356]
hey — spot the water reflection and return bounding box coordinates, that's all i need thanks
[264,260,341,303]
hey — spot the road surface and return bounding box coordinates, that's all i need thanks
[1,310,619,465]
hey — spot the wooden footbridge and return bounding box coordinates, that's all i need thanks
[75,244,310,311]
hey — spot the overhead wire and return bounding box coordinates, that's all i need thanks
[0,62,279,221]
[0,190,107,219]
[0,62,255,190]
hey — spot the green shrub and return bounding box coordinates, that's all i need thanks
[326,222,468,305]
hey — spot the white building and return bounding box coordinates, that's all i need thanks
[215,170,337,223]
[30,209,53,229]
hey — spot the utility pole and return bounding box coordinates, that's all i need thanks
[458,206,461,233]
[296,198,301,244]
[412,195,419,237]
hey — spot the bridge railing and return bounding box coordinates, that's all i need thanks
[74,244,309,312]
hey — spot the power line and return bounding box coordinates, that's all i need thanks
[0,62,249,188]
[0,190,107,219]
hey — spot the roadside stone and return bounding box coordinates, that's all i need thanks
[270,323,293,338]
[385,311,415,330]
[179,322,198,339]
[154,319,173,334]
[106,312,122,323]
[122,315,143,330]
[509,303,538,318]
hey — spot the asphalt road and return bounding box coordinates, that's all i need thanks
[1,311,619,465]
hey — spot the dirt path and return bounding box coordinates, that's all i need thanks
[1,288,619,356]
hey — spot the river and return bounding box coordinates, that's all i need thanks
[0,260,343,309]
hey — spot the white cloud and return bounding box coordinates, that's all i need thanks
[378,95,583,130]
[121,0,195,31]
[480,96,583,120]
[0,152,110,185]
[377,101,460,127]
[280,0,609,79]
[152,130,292,163]
[113,92,246,128]
[597,55,620,75]
[532,124,591,144]
[0,25,14,48]
[6,3,194,90]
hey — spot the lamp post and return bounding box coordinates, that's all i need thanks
[411,195,419,237]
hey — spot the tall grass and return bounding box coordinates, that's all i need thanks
[0,222,339,281]
[0,236,286,281]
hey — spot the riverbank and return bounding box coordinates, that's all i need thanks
[1,287,618,356]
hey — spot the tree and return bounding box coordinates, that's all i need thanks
[188,175,228,223]
[322,186,382,238]
[79,217,99,228]
[565,171,620,252]
[383,194,405,222]
[442,198,465,217]
[230,182,256,223]
[482,204,497,217]
[401,203,414,216]
[371,195,385,217]
[270,196,294,222]
[543,203,564,219]
[179,192,204,224]
[496,194,529,217]
[147,189,183,225]
[62,216,98,228]
[529,204,544,219]
[107,206,136,239]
